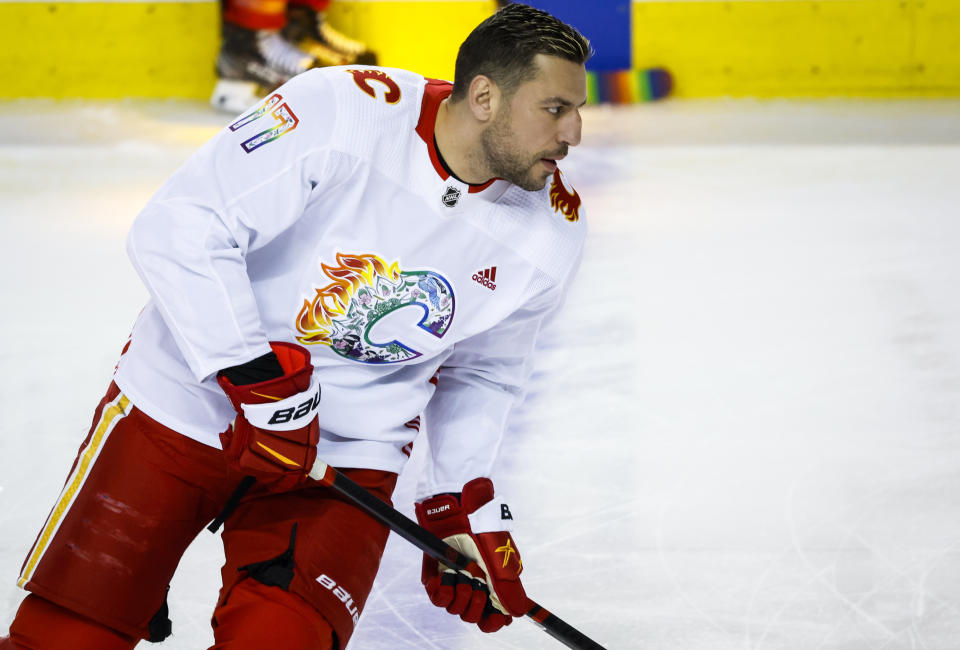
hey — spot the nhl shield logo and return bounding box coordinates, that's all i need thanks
[441,186,461,208]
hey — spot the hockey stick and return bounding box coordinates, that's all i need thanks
[307,460,608,650]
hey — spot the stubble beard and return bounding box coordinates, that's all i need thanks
[479,109,550,192]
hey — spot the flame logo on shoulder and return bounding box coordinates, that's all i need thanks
[347,69,401,104]
[548,169,581,223]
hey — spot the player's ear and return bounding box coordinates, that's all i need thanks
[467,75,499,123]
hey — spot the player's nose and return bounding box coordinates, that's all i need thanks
[559,110,582,148]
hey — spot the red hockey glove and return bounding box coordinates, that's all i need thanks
[216,342,321,489]
[414,478,532,633]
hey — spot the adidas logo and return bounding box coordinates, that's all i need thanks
[472,267,497,291]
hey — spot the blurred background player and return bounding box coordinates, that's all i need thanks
[212,0,377,112]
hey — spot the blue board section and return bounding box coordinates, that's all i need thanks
[519,0,631,71]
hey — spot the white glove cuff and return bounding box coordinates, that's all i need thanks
[240,374,321,431]
[467,497,516,534]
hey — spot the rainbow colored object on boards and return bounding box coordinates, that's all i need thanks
[586,68,674,104]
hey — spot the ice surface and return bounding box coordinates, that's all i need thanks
[2,97,960,649]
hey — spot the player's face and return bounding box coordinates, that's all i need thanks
[481,54,586,191]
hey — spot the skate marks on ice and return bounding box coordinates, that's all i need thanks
[645,447,960,650]
[3,99,960,648]
[568,100,960,650]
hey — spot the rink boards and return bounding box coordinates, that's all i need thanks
[1,0,959,99]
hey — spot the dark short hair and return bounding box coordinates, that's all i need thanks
[451,3,592,102]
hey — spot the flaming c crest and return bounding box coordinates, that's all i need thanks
[347,69,401,104]
[296,253,402,346]
[295,253,455,364]
[549,169,581,223]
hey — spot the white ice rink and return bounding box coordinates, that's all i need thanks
[2,96,960,649]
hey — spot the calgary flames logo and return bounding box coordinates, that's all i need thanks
[296,254,399,347]
[548,169,581,223]
[295,253,454,364]
[347,69,401,104]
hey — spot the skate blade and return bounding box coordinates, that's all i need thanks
[210,79,267,114]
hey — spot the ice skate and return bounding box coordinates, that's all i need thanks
[211,22,317,113]
[283,5,377,67]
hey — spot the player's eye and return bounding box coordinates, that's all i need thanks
[546,106,563,116]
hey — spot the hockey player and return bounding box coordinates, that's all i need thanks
[1,3,590,648]
[212,0,376,112]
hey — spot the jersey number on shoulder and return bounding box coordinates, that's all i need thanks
[347,69,401,104]
[229,93,299,153]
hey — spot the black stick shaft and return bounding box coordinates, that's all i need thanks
[207,475,257,533]
[309,461,608,650]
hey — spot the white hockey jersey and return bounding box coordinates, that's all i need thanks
[116,67,587,496]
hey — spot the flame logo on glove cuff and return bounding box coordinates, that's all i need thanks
[494,537,522,573]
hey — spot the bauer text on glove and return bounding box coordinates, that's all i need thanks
[216,342,321,484]
[415,477,532,633]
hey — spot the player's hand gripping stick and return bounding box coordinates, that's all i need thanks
[217,342,321,490]
[307,460,608,650]
[415,478,528,633]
